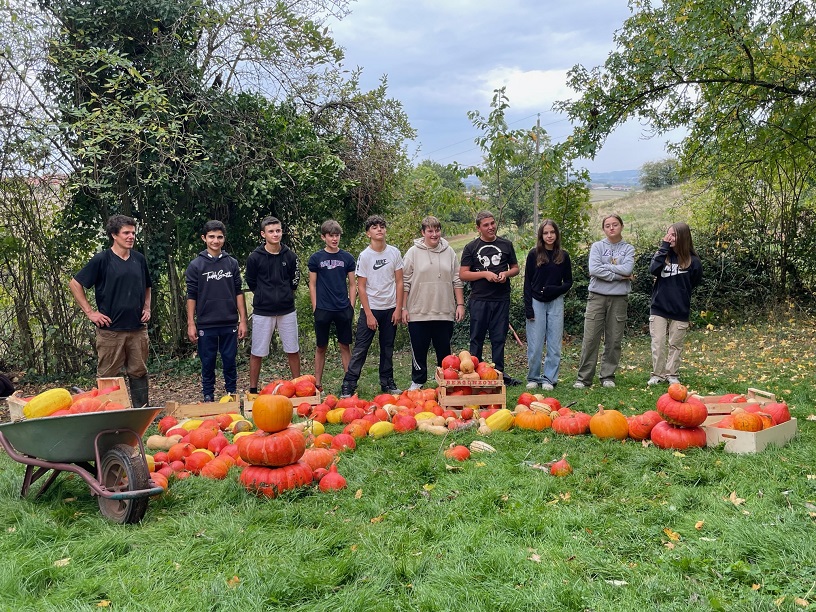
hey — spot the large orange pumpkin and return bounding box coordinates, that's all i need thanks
[551,412,591,435]
[237,428,306,466]
[627,410,663,441]
[656,393,708,427]
[240,462,313,497]
[514,409,552,431]
[589,405,629,440]
[731,409,764,432]
[650,421,706,450]
[253,394,293,433]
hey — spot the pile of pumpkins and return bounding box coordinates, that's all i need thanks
[20,383,127,419]
[439,350,501,384]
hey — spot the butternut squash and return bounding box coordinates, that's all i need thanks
[23,388,72,419]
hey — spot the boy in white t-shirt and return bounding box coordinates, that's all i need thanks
[340,215,404,397]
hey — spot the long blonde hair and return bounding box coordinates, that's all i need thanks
[667,222,696,269]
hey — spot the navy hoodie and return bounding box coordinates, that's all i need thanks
[245,244,299,316]
[649,241,703,321]
[185,251,243,328]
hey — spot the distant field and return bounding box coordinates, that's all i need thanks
[444,185,685,248]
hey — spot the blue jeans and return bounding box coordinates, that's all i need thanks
[198,325,238,398]
[526,296,564,385]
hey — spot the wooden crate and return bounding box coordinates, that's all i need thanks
[165,398,241,419]
[702,416,798,454]
[243,392,322,420]
[6,376,131,421]
[434,368,505,410]
[692,388,776,415]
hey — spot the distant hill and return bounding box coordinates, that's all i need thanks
[589,169,640,187]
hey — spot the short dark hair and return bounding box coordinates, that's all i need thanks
[260,216,281,231]
[365,215,387,230]
[202,220,226,235]
[421,215,441,232]
[105,214,137,238]
[320,219,342,236]
[475,210,495,227]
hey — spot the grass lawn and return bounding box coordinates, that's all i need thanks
[1,316,815,610]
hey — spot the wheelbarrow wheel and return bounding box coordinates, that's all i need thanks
[98,444,149,524]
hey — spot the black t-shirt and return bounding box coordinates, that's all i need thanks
[460,236,518,301]
[74,249,152,330]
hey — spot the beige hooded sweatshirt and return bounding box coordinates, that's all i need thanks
[402,237,463,322]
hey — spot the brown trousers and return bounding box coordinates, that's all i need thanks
[95,327,148,378]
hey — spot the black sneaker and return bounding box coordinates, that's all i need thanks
[203,394,214,403]
[339,384,355,399]
[381,380,402,394]
[503,376,522,387]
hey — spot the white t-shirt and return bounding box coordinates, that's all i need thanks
[356,244,403,310]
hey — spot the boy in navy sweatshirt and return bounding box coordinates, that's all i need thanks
[185,220,247,402]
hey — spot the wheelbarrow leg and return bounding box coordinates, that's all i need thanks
[21,465,60,499]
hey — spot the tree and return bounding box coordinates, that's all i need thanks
[640,159,679,191]
[556,0,816,297]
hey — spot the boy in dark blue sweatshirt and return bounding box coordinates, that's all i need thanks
[185,220,247,402]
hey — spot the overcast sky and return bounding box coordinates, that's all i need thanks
[328,0,683,173]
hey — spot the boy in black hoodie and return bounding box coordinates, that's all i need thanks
[185,220,247,402]
[246,216,301,393]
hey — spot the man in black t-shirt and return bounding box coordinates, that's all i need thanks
[459,211,521,386]
[69,215,152,407]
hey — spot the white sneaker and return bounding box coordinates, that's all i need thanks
[667,376,681,385]
[525,381,539,390]
[602,380,616,388]
[408,382,423,391]
[573,381,587,389]
[541,382,554,391]
[647,376,663,386]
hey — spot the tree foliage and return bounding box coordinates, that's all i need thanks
[640,159,679,191]
[556,0,816,298]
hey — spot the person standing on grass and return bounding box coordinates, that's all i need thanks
[648,222,702,386]
[246,216,300,394]
[340,215,403,398]
[459,210,522,386]
[308,219,357,393]
[185,220,248,402]
[401,215,465,391]
[69,214,152,407]
[523,220,573,391]
[574,214,635,389]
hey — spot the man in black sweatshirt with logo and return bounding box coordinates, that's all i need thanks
[185,220,247,402]
[246,216,301,393]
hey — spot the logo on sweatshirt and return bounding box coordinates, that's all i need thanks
[203,270,233,281]
[372,259,388,270]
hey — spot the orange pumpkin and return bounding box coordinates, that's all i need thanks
[237,428,306,466]
[240,462,313,497]
[589,405,629,440]
[200,457,231,479]
[514,409,552,431]
[731,409,764,432]
[627,410,663,441]
[551,412,591,435]
[650,421,706,449]
[656,394,708,427]
[300,447,337,471]
[667,382,688,401]
[253,395,293,433]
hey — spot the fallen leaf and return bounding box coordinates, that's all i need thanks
[63,497,76,503]
[54,557,70,567]
[422,484,435,491]
[97,601,111,608]
[354,489,363,499]
[7,527,15,533]
[528,554,541,563]
[672,451,686,458]
[795,598,809,607]
[445,463,462,471]
[663,528,681,541]
[370,515,385,524]
[727,491,746,506]
[560,492,571,501]
[350,544,358,552]
[664,542,675,549]
[475,461,486,467]
[751,583,761,590]
[695,520,705,530]
[227,576,240,588]
[606,580,628,586]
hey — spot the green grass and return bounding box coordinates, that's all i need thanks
[1,315,815,610]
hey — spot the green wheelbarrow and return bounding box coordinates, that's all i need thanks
[0,407,163,524]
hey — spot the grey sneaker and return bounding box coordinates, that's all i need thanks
[602,380,616,388]
[647,376,663,386]
[667,376,681,385]
[525,381,539,390]
[573,381,587,389]
[408,382,423,391]
[541,382,554,391]
[339,384,355,399]
[381,380,402,394]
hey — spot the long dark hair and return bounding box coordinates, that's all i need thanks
[535,219,564,265]
[668,222,696,269]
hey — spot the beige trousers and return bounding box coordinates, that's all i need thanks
[95,327,149,378]
[649,315,689,379]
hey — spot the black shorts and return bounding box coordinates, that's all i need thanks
[313,306,354,347]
